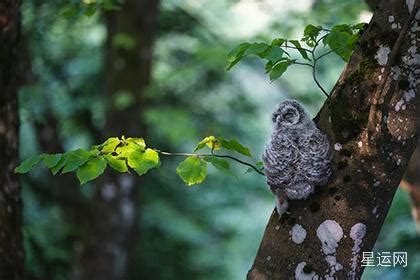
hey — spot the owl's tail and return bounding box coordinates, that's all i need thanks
[273,189,289,218]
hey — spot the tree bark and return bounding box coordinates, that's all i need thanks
[248,1,418,279]
[0,1,25,278]
[73,1,160,279]
[365,0,381,11]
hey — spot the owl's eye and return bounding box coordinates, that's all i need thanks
[282,109,297,120]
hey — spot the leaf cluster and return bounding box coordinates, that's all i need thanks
[60,0,122,18]
[226,22,366,82]
[176,136,254,186]
[15,137,160,184]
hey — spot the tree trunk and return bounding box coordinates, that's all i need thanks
[0,1,25,278]
[248,1,418,279]
[73,1,160,279]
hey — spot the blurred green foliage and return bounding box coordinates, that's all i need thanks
[19,1,418,280]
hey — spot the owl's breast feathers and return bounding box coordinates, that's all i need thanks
[298,130,332,185]
[263,128,332,192]
[263,134,297,188]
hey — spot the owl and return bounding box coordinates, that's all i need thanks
[263,100,332,217]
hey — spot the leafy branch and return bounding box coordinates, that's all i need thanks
[226,23,367,98]
[15,136,264,186]
[60,0,122,18]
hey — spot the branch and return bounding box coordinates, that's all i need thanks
[283,44,313,54]
[311,50,330,98]
[315,48,337,61]
[157,150,265,176]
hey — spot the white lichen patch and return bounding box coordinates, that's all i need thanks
[348,223,367,279]
[394,98,405,112]
[317,220,344,278]
[334,143,342,151]
[295,262,319,280]
[375,45,391,66]
[317,220,343,254]
[404,89,415,102]
[290,224,307,244]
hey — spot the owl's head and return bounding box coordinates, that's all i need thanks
[271,100,310,129]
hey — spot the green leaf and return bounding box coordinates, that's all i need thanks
[15,154,45,174]
[101,137,120,153]
[256,161,264,169]
[116,140,145,158]
[271,38,285,47]
[244,42,269,57]
[323,30,359,62]
[269,60,292,81]
[76,157,107,184]
[127,148,160,175]
[331,24,351,32]
[289,40,310,61]
[101,0,122,10]
[203,156,234,176]
[60,5,80,18]
[265,61,273,73]
[176,156,207,186]
[302,24,322,47]
[43,154,62,169]
[103,155,128,173]
[194,136,220,151]
[125,137,146,149]
[353,22,367,30]
[83,4,97,17]
[226,42,251,70]
[51,157,67,175]
[219,138,252,157]
[264,46,285,63]
[62,149,92,173]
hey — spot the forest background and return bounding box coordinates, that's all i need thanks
[15,0,418,279]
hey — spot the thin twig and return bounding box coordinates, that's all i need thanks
[283,44,313,54]
[294,62,314,67]
[155,150,265,176]
[311,51,330,98]
[315,48,337,61]
[310,33,330,98]
[212,153,265,175]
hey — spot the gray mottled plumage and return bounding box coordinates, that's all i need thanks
[263,100,332,216]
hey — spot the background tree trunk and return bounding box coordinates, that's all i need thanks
[72,1,160,279]
[248,1,418,279]
[0,0,25,278]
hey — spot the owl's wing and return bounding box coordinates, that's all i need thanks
[263,136,298,189]
[299,131,332,185]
